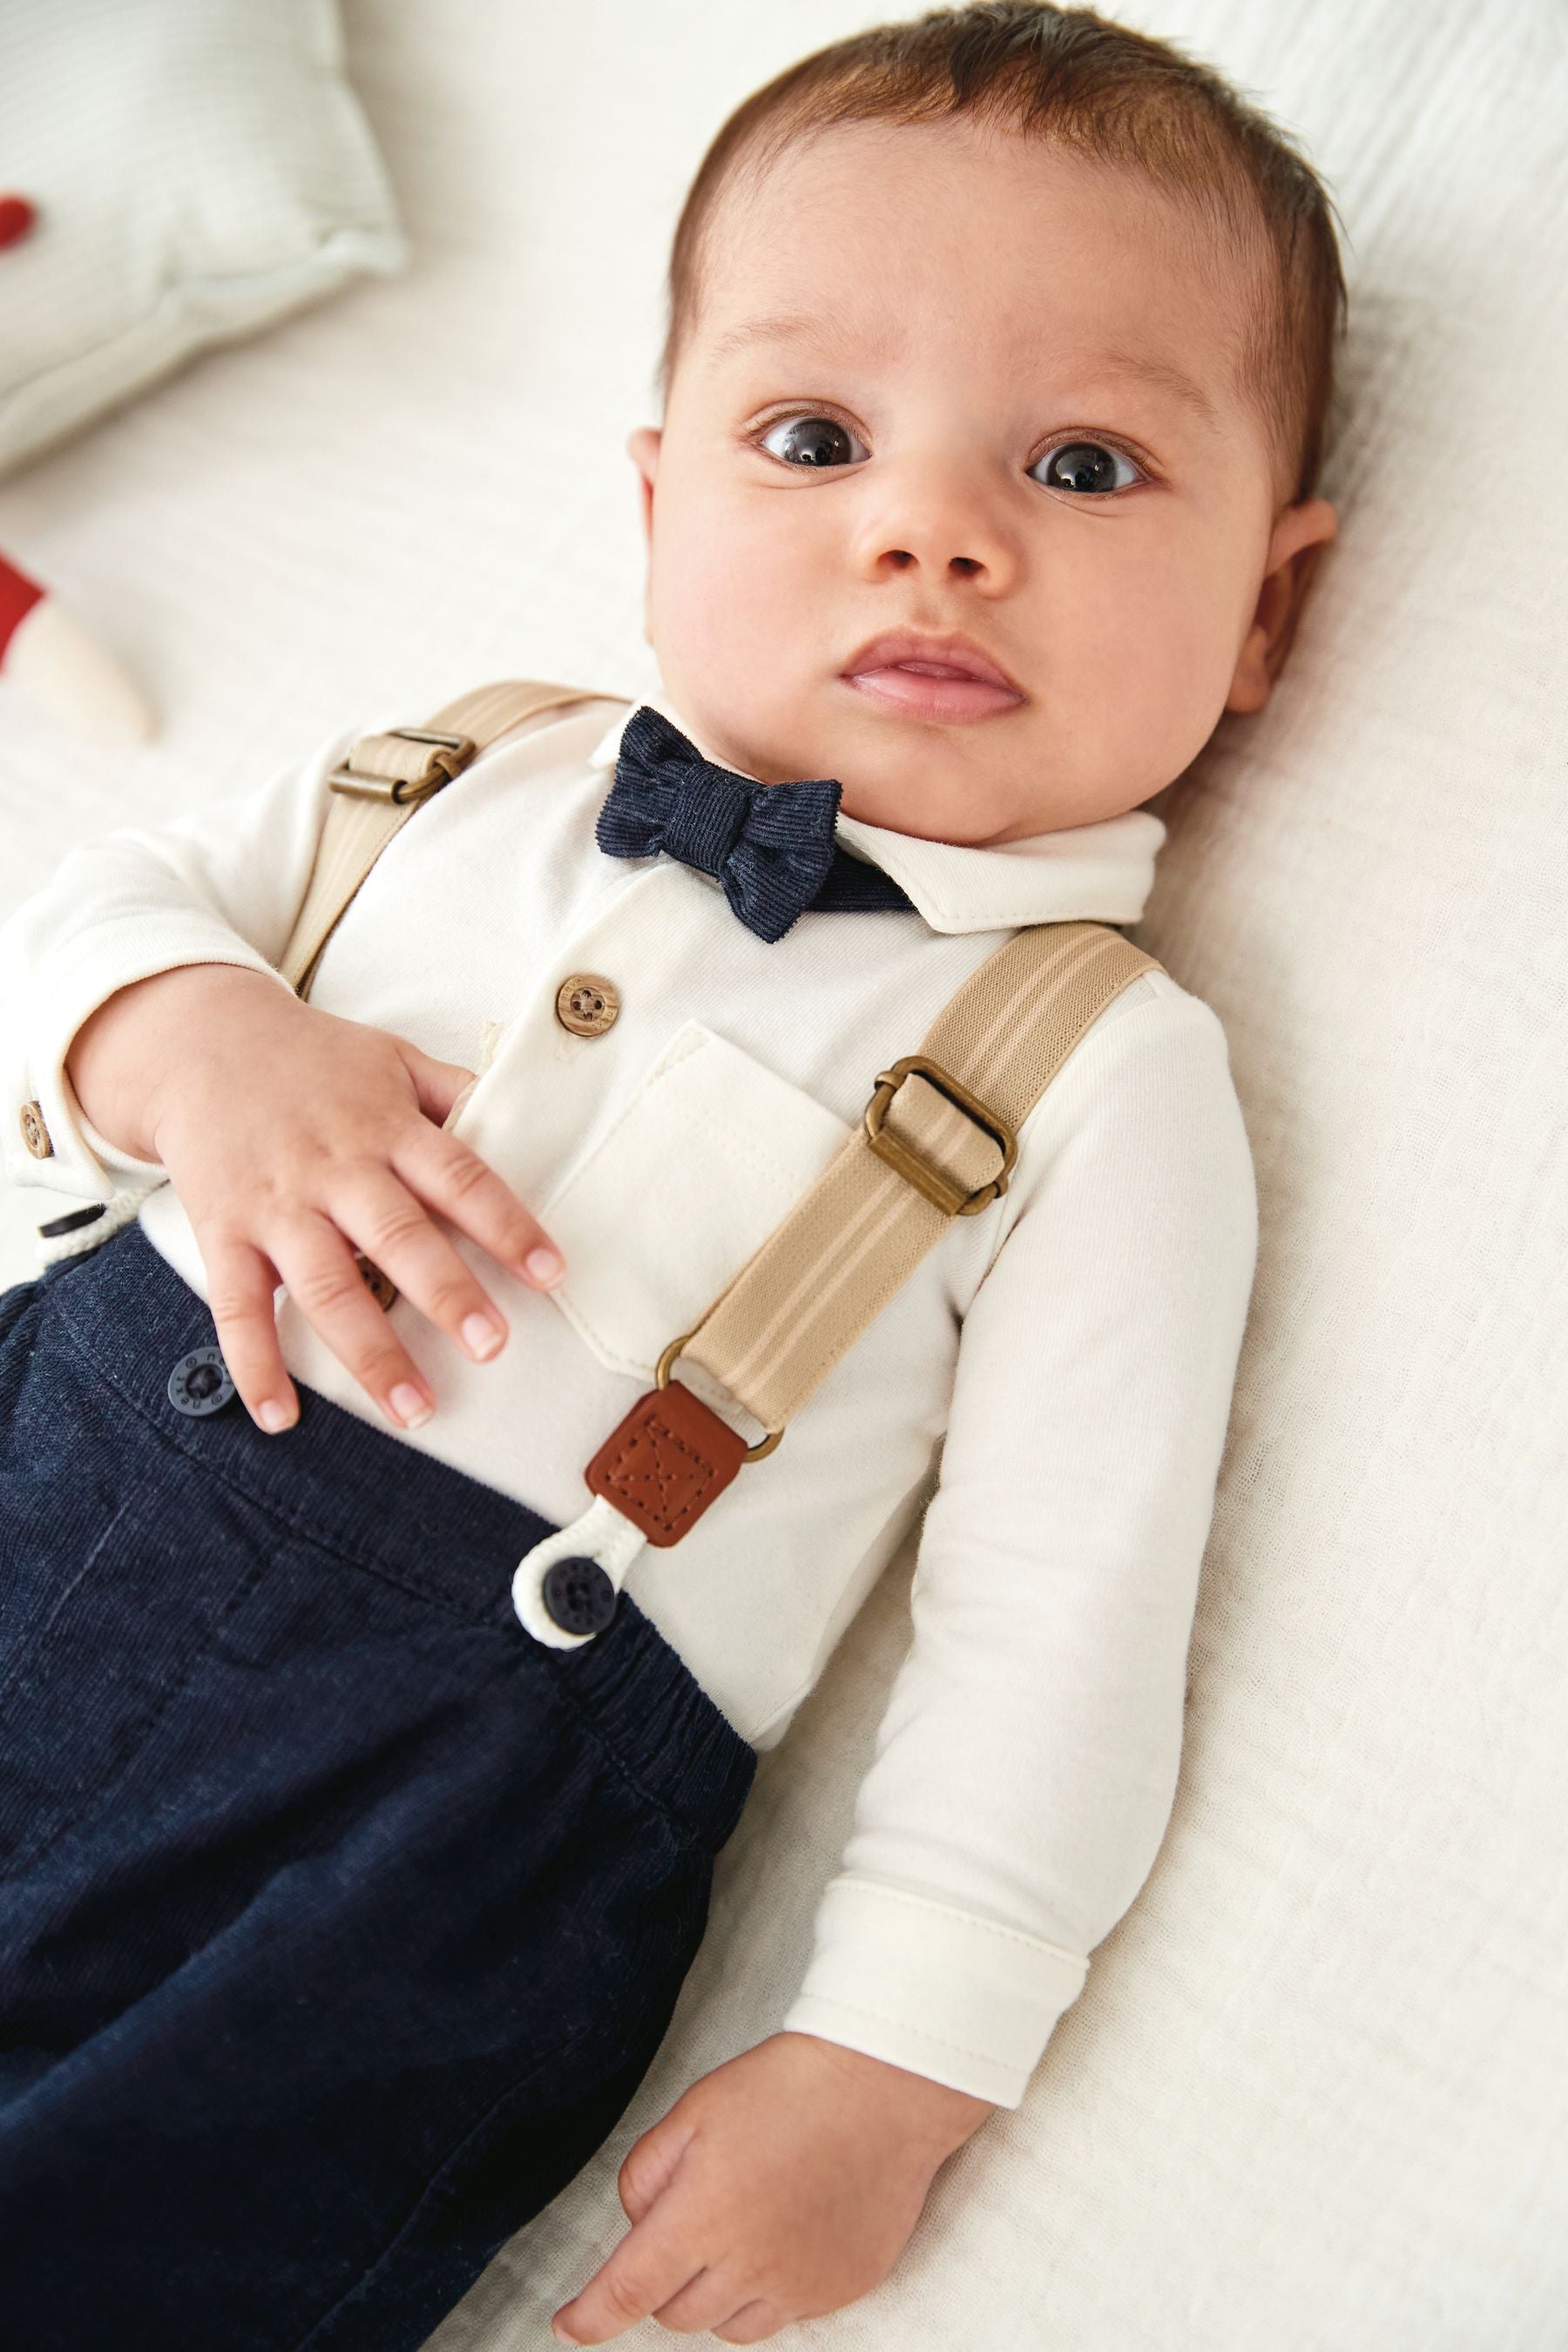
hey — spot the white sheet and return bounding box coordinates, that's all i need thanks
[1,2,1564,2343]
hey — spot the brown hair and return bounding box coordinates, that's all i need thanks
[657,1,1349,508]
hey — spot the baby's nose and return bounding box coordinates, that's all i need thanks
[883,549,984,577]
[849,461,1020,591]
[861,529,1016,596]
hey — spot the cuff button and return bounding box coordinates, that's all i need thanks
[19,1100,53,1159]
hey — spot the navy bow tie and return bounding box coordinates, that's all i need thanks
[597,705,913,942]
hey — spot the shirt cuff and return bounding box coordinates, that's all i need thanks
[31,1180,161,1268]
[5,936,292,1196]
[777,1874,1090,2109]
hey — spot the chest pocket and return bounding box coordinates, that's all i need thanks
[537,1019,852,1382]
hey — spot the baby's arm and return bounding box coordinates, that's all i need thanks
[0,722,566,1431]
[551,976,1259,2343]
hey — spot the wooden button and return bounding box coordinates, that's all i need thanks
[355,1254,398,1312]
[554,973,619,1037]
[19,1100,52,1159]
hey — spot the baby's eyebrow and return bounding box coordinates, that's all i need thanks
[706,310,1224,437]
[705,309,865,368]
[1087,350,1225,436]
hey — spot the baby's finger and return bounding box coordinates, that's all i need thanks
[330,1166,510,1362]
[396,1038,477,1128]
[395,1125,566,1292]
[551,2205,703,2346]
[640,2262,767,2338]
[199,1230,296,1433]
[268,1212,438,1430]
[712,2299,790,2345]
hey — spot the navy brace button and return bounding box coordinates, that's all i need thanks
[541,1555,618,1636]
[167,1346,235,1417]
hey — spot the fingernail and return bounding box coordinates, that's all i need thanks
[524,1247,564,1288]
[258,1399,294,1435]
[461,1311,504,1361]
[390,1382,433,1428]
[551,2326,578,2346]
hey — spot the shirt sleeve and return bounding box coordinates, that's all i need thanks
[776,973,1260,2107]
[0,714,379,1209]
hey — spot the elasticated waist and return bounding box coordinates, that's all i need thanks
[39,1220,755,1850]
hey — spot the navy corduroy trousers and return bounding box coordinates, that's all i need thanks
[0,1220,757,2351]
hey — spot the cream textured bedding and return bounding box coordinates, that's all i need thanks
[0,2,1563,2344]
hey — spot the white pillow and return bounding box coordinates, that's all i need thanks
[0,0,406,481]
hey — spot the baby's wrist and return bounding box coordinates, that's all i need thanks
[69,962,287,1164]
[779,2030,997,2153]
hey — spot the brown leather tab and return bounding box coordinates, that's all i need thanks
[584,1382,748,1548]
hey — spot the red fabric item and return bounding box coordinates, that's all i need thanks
[0,194,37,249]
[0,552,46,659]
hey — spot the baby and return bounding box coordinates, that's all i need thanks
[0,3,1344,2345]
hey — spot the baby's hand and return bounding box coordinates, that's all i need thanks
[66,962,566,1434]
[551,2031,995,2344]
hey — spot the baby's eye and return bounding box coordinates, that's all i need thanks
[757,415,868,469]
[1029,439,1143,496]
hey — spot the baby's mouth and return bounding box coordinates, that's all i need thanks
[886,658,991,679]
[840,632,1026,725]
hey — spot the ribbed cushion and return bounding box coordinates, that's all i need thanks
[0,0,405,482]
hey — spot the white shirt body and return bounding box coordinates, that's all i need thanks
[0,693,1259,2107]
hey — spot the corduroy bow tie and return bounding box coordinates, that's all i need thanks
[597,704,913,941]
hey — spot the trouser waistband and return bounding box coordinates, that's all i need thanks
[38,1220,756,1848]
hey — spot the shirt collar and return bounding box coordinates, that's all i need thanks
[585,693,1165,936]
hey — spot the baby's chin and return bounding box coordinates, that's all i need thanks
[821,718,1170,841]
[818,751,1040,844]
[837,783,1051,846]
[679,691,1071,841]
[818,735,1063,846]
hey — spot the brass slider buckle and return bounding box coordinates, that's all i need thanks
[328,727,477,805]
[656,1330,782,1461]
[863,1055,1017,1216]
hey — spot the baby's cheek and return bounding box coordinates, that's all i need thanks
[652,502,762,656]
[1106,570,1247,787]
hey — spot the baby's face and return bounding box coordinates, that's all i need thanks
[630,117,1337,843]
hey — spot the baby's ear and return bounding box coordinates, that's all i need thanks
[626,427,661,544]
[1225,496,1338,714]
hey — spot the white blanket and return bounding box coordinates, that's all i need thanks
[1,1,1563,2343]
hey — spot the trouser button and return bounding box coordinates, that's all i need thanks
[168,1346,235,1416]
[541,1555,618,1636]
